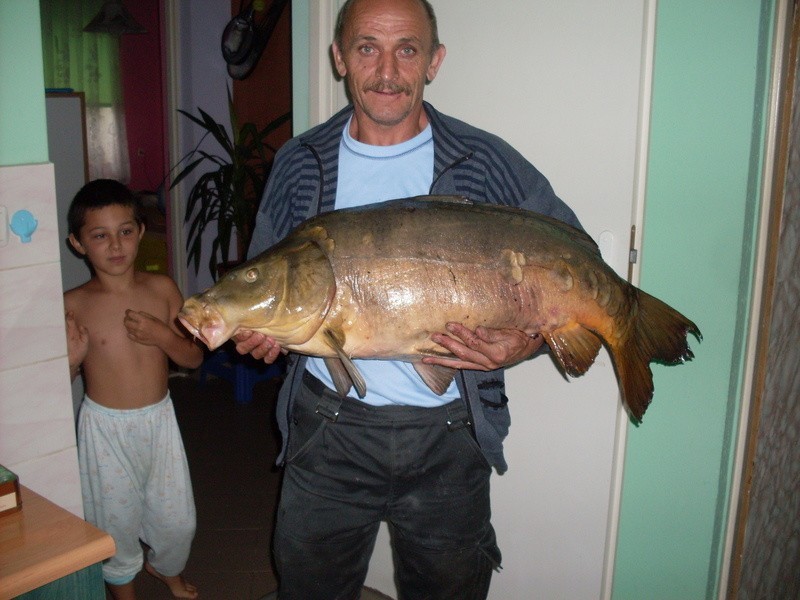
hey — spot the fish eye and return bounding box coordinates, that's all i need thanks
[244,268,259,283]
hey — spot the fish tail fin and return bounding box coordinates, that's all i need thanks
[611,290,702,423]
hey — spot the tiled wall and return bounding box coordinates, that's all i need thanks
[0,162,83,516]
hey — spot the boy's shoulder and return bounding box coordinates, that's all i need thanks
[63,277,103,316]
[134,270,172,284]
[64,271,180,301]
[64,277,98,298]
[134,270,181,295]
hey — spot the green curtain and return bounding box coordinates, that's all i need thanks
[40,0,130,182]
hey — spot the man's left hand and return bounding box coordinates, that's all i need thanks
[424,323,545,371]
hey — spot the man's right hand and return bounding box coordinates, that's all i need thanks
[233,330,283,364]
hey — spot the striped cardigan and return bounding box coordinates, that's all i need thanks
[250,102,581,473]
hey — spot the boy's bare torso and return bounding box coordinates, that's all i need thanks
[65,272,176,409]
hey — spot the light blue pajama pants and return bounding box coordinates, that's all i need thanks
[77,393,196,585]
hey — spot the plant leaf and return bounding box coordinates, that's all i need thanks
[174,100,292,277]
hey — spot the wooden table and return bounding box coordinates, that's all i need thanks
[0,485,115,599]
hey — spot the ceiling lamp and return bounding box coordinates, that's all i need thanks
[83,1,147,35]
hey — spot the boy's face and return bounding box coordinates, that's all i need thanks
[68,204,144,276]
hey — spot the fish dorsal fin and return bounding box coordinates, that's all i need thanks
[412,195,473,205]
[542,323,603,377]
[322,329,366,398]
[535,212,601,258]
[412,361,458,395]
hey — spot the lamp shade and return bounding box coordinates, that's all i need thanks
[83,1,146,35]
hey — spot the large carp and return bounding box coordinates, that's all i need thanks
[179,195,700,422]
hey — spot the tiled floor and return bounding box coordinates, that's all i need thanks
[123,371,283,600]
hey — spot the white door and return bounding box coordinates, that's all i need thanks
[306,2,653,597]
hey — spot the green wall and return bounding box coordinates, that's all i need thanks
[291,0,311,136]
[612,2,775,598]
[0,0,48,165]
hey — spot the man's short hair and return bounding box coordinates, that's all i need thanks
[334,0,441,53]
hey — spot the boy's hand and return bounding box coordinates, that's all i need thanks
[65,311,88,379]
[124,309,168,347]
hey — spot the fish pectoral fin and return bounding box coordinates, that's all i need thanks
[323,357,360,398]
[542,323,603,377]
[323,329,366,398]
[413,362,457,395]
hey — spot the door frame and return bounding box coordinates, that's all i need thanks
[723,1,798,596]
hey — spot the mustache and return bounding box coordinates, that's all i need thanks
[364,81,412,95]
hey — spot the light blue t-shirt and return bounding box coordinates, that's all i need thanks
[305,117,460,406]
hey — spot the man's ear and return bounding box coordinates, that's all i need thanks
[426,44,446,83]
[331,41,347,78]
[68,233,86,256]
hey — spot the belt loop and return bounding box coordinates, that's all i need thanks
[315,395,342,422]
[445,400,471,431]
[303,370,344,421]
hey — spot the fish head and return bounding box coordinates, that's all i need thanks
[178,240,336,350]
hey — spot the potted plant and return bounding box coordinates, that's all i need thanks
[170,87,291,279]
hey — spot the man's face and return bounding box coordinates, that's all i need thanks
[332,0,446,139]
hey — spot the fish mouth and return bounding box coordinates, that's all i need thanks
[178,314,210,347]
[178,300,237,351]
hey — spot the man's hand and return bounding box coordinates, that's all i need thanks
[233,330,284,364]
[424,323,544,371]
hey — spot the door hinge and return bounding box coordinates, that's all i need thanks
[627,225,637,281]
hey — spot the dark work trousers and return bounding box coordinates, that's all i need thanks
[273,371,501,600]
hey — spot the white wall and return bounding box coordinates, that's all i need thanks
[339,2,652,597]
[46,94,91,418]
[46,94,90,295]
[171,0,232,295]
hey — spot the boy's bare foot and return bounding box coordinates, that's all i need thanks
[144,562,198,599]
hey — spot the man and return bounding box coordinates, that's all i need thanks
[235,0,582,598]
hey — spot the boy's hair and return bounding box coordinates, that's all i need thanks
[67,179,143,236]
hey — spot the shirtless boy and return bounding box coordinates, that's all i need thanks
[64,179,203,600]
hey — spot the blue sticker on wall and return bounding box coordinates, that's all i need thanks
[10,210,38,243]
